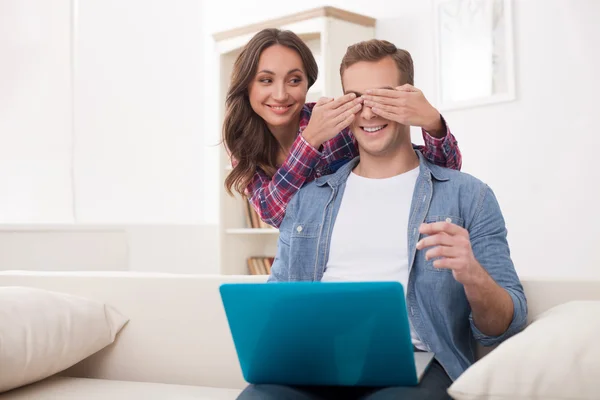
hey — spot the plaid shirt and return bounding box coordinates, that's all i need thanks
[239,102,462,228]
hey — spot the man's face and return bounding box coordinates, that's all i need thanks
[341,56,409,157]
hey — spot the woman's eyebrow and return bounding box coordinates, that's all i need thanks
[257,68,304,75]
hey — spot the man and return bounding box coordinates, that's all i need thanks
[237,40,527,400]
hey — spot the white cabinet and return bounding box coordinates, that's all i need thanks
[215,7,375,275]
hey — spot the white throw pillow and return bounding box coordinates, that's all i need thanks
[0,286,128,393]
[448,301,600,400]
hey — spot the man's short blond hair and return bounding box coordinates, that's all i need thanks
[340,39,414,85]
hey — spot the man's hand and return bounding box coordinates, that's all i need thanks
[417,220,517,338]
[362,84,445,137]
[416,221,485,286]
[302,94,363,149]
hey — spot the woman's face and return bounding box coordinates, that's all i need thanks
[248,44,309,133]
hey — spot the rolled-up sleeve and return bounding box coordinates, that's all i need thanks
[467,185,528,346]
[470,287,528,346]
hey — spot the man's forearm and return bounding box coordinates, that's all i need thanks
[463,263,514,337]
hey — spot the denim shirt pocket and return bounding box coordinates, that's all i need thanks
[291,222,321,238]
[422,215,465,273]
[289,222,321,281]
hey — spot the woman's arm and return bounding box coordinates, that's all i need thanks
[414,116,462,171]
[245,126,359,228]
[242,99,360,228]
[243,134,322,228]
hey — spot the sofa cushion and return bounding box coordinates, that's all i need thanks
[0,377,242,400]
[448,300,600,400]
[0,286,128,393]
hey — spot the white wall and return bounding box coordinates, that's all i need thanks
[0,0,212,224]
[0,0,74,223]
[0,224,218,273]
[126,225,218,273]
[0,0,219,273]
[74,0,207,223]
[202,0,600,279]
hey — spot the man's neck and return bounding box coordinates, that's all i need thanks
[353,142,420,179]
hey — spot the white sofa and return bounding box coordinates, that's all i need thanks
[0,271,599,399]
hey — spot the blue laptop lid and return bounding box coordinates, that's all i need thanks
[219,281,419,387]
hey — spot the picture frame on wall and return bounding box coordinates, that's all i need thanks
[434,0,516,111]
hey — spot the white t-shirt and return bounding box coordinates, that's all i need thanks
[321,166,426,350]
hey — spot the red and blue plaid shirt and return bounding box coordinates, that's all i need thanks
[238,102,462,228]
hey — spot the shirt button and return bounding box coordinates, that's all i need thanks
[445,218,452,223]
[296,226,303,232]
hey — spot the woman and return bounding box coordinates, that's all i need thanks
[223,28,461,228]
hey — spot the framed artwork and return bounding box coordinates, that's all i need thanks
[434,0,516,110]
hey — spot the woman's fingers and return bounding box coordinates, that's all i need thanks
[333,104,361,128]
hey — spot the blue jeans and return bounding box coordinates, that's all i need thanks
[236,360,452,400]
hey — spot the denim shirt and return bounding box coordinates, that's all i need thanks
[268,152,527,381]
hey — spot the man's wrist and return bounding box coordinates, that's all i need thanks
[462,262,489,293]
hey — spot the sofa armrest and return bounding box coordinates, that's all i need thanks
[0,271,267,389]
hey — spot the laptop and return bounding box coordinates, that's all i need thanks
[219,281,435,387]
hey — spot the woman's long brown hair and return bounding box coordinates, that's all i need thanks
[223,28,318,196]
